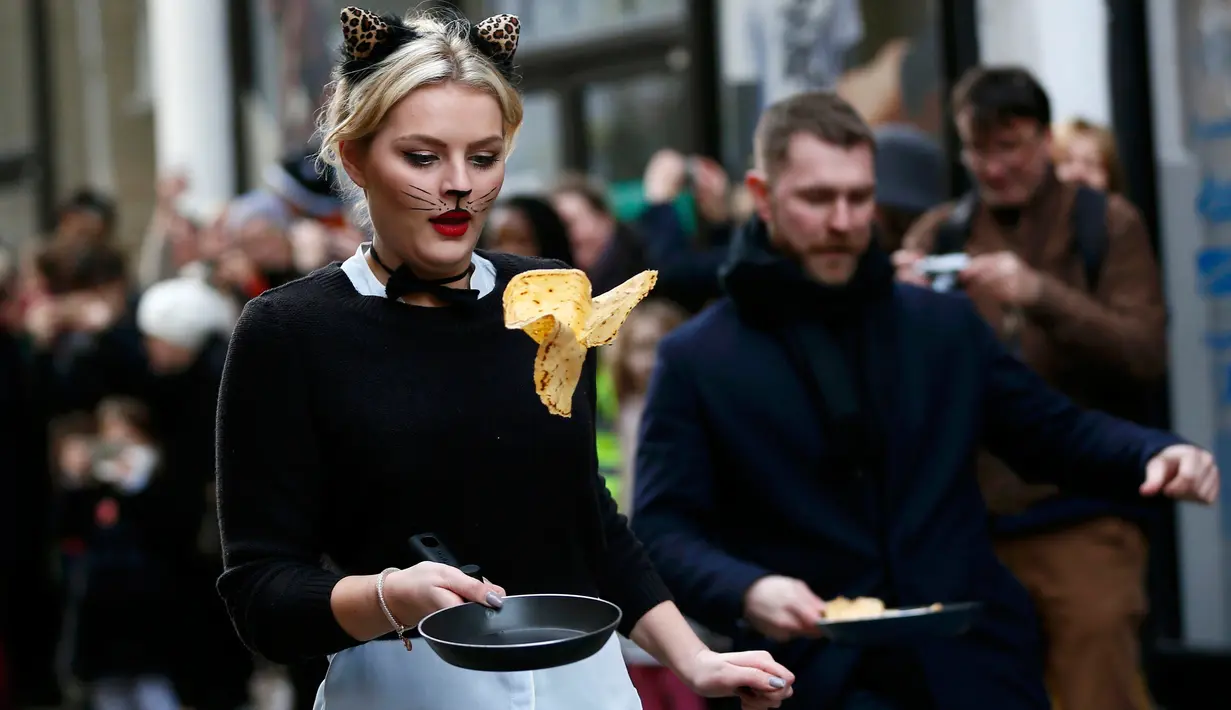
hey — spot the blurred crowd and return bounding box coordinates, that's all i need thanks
[0,59,1155,710]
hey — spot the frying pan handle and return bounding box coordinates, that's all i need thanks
[408,533,484,581]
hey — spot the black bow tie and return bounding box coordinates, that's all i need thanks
[369,245,478,304]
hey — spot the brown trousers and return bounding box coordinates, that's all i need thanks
[995,516,1153,710]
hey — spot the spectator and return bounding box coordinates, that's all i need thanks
[0,245,31,710]
[608,298,690,514]
[872,124,945,251]
[53,189,118,250]
[1052,117,1126,194]
[486,195,575,264]
[54,398,182,710]
[135,276,250,709]
[551,174,648,294]
[636,150,738,313]
[225,150,348,234]
[898,67,1167,710]
[136,276,235,376]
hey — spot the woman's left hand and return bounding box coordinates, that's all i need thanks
[682,649,795,709]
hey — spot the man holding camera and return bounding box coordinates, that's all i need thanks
[895,67,1166,710]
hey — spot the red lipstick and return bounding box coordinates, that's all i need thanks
[429,210,472,238]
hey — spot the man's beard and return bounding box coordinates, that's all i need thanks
[767,216,865,264]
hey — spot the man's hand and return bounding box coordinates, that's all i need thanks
[743,576,826,642]
[1141,444,1220,504]
[643,149,690,205]
[960,251,1043,306]
[61,295,117,333]
[891,249,930,286]
[155,172,189,209]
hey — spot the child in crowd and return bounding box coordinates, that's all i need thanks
[54,397,181,710]
[609,299,690,513]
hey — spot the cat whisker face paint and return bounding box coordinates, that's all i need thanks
[400,187,447,208]
[404,184,448,206]
[399,190,443,211]
[467,186,501,214]
[400,184,503,229]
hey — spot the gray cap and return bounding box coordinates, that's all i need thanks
[874,123,947,214]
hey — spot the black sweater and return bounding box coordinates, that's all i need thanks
[215,251,670,663]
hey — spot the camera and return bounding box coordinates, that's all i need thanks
[914,253,970,293]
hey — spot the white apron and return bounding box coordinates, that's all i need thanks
[313,633,643,710]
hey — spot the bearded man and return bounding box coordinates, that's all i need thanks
[630,90,1219,710]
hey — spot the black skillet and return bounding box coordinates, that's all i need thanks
[409,533,623,672]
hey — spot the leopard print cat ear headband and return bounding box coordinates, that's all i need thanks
[339,7,520,84]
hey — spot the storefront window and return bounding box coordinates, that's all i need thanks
[477,0,685,46]
[584,73,690,183]
[0,2,33,158]
[0,187,39,250]
[250,0,684,158]
[504,91,564,195]
[717,0,945,170]
[0,0,39,246]
[248,0,419,158]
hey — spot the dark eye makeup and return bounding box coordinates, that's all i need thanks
[402,151,501,170]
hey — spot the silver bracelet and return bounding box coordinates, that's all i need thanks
[376,567,413,651]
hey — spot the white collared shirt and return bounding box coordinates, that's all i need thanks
[340,244,497,299]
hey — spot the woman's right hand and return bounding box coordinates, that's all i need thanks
[382,562,506,628]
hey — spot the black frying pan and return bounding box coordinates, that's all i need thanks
[409,533,623,672]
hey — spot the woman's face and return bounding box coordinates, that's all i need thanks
[1055,133,1108,191]
[488,206,537,257]
[551,191,613,271]
[344,82,506,278]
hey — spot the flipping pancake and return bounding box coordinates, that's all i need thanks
[504,269,657,416]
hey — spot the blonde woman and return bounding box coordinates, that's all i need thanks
[213,7,793,710]
[1052,118,1126,194]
